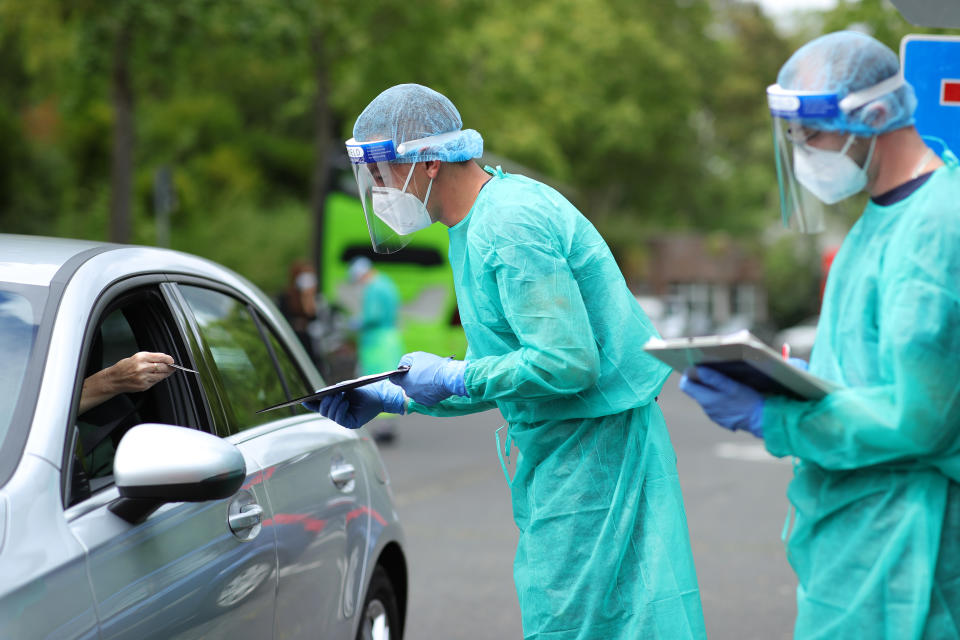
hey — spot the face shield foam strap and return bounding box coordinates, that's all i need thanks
[395,130,464,158]
[838,74,904,112]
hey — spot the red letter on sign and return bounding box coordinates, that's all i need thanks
[943,80,960,106]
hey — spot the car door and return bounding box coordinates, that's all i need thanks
[171,281,374,640]
[63,280,278,640]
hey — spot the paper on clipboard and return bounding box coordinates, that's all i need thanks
[256,366,410,414]
[643,330,839,400]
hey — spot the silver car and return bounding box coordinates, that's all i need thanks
[0,234,407,639]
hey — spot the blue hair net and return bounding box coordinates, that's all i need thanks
[353,83,483,163]
[778,31,916,135]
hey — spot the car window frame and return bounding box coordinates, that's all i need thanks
[61,276,212,509]
[165,279,314,437]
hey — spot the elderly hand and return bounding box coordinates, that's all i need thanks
[105,352,176,393]
[679,366,764,438]
[80,352,175,414]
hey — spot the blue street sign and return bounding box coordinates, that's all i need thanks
[901,35,960,158]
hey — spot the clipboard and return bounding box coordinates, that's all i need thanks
[256,366,410,414]
[643,330,839,401]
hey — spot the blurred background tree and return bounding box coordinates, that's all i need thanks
[0,0,944,328]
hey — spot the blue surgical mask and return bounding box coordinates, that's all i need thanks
[793,133,876,205]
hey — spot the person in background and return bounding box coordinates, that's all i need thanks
[680,31,960,638]
[348,255,403,443]
[307,83,705,639]
[278,259,318,363]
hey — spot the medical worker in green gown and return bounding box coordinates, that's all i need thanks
[681,31,960,639]
[347,255,403,443]
[347,256,403,377]
[308,83,706,639]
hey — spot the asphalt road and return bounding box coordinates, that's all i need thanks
[378,373,797,639]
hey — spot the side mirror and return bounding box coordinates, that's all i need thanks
[108,424,246,525]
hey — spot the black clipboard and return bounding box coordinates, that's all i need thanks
[256,366,410,414]
[643,330,839,401]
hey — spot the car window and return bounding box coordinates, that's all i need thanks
[263,321,313,409]
[179,285,292,432]
[69,287,201,505]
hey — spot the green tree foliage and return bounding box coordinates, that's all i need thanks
[821,0,955,49]
[0,0,858,312]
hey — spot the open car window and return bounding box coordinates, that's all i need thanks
[67,286,202,506]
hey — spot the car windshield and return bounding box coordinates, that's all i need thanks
[0,286,44,459]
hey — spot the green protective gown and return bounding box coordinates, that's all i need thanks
[410,167,705,640]
[357,273,404,375]
[763,162,960,639]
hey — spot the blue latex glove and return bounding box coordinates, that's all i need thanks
[390,351,467,406]
[679,366,764,438]
[302,379,406,429]
[788,357,809,371]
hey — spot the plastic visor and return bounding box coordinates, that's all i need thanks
[345,138,416,253]
[765,79,902,232]
[770,117,828,233]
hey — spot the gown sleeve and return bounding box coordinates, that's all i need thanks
[407,394,499,417]
[763,204,960,469]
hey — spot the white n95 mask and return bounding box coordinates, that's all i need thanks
[793,133,876,205]
[371,164,434,236]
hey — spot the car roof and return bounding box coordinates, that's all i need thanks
[0,234,258,296]
[0,234,109,286]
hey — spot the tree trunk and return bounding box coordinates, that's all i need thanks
[310,29,334,291]
[109,17,134,243]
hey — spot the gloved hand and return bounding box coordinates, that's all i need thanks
[390,351,467,406]
[787,357,809,371]
[303,379,406,429]
[679,366,764,438]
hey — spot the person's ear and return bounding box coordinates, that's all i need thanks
[423,160,441,179]
[861,102,889,130]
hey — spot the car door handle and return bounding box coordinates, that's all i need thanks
[229,503,263,531]
[330,462,356,492]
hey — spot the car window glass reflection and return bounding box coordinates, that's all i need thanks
[0,290,37,444]
[263,323,312,414]
[179,286,290,432]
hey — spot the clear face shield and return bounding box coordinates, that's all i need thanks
[767,76,903,233]
[345,132,460,253]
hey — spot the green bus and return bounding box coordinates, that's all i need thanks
[321,191,467,363]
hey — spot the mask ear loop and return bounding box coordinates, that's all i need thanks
[400,163,416,193]
[837,132,877,173]
[401,162,434,210]
[860,135,878,173]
